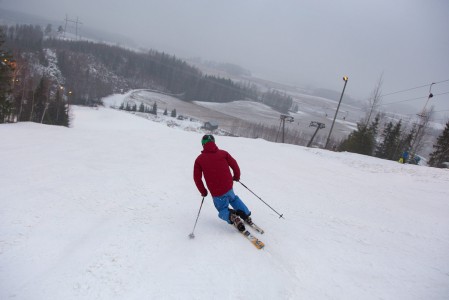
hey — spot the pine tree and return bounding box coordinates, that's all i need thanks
[428,121,449,168]
[44,24,52,36]
[375,120,402,160]
[171,108,177,118]
[0,29,14,123]
[376,122,393,158]
[396,125,415,160]
[151,102,157,115]
[163,108,168,116]
[338,115,379,155]
[139,102,145,112]
[32,76,49,123]
[53,88,69,126]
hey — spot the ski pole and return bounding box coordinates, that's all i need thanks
[238,181,285,219]
[189,197,205,239]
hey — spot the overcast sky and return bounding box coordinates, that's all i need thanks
[2,0,449,118]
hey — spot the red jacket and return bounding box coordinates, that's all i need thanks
[193,142,240,197]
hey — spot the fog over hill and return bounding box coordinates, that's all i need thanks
[0,8,139,49]
[2,3,448,120]
[1,6,447,159]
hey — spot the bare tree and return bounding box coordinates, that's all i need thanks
[364,73,384,127]
[411,106,435,155]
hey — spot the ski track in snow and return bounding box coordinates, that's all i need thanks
[1,98,449,300]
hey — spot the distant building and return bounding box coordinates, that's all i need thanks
[203,121,219,131]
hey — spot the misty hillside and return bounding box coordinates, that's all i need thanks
[3,24,293,111]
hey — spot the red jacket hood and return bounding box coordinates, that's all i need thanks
[202,141,218,153]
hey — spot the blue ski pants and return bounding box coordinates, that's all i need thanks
[212,189,251,223]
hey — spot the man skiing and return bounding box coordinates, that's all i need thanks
[193,134,252,232]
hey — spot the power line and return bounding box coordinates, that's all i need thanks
[381,84,430,97]
[381,95,427,106]
[381,91,449,106]
[381,79,449,97]
[434,79,449,85]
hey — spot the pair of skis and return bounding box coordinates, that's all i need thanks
[239,222,265,250]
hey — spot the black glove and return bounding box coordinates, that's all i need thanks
[202,190,208,197]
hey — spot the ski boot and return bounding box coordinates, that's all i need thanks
[229,213,246,232]
[235,210,253,225]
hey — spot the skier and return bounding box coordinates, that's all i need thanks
[401,150,409,164]
[193,134,252,232]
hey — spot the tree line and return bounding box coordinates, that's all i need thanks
[337,114,449,168]
[0,25,69,125]
[1,23,294,126]
[44,38,292,112]
[226,113,448,168]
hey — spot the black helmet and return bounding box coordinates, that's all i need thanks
[201,134,215,145]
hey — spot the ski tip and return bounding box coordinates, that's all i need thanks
[255,241,265,249]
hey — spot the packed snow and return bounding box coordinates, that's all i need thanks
[1,94,449,300]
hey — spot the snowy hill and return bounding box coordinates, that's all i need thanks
[104,90,361,148]
[1,99,449,299]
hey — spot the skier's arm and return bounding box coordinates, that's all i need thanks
[226,152,241,181]
[193,160,208,196]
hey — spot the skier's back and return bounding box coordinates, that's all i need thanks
[193,134,252,232]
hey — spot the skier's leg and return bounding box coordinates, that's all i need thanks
[212,194,232,223]
[228,189,251,218]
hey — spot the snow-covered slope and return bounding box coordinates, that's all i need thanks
[1,101,448,300]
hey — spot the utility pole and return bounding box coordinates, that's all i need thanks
[75,17,80,39]
[325,76,348,149]
[64,15,83,40]
[64,14,68,38]
[410,83,435,154]
[276,114,294,143]
[307,121,325,147]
